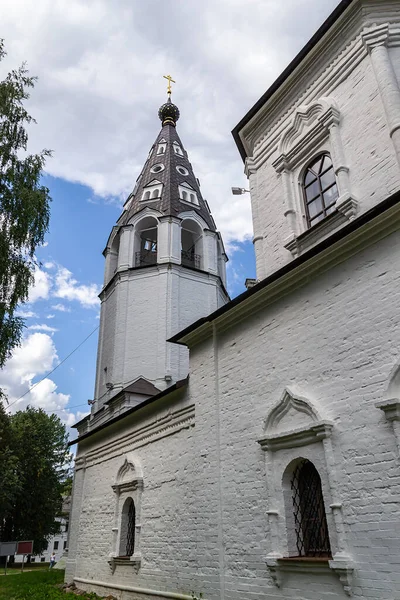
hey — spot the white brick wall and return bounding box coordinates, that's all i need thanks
[246,8,400,279]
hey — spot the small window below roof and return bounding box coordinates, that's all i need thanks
[176,165,189,176]
[141,182,163,201]
[157,143,166,155]
[173,143,183,156]
[179,185,198,205]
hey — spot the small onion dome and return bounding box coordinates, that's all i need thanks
[158,97,180,126]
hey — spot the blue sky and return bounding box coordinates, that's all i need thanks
[0,0,339,434]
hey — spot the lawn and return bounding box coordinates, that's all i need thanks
[0,570,100,600]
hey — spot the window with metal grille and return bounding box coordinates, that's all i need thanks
[291,460,331,557]
[302,154,338,228]
[125,499,136,557]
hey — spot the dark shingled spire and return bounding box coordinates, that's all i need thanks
[120,98,216,231]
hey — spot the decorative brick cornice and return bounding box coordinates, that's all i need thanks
[361,23,390,52]
[244,156,257,177]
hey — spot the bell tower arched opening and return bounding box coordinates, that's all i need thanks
[181,219,203,270]
[134,216,158,267]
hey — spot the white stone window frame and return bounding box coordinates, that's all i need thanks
[258,387,354,595]
[108,454,143,574]
[141,181,163,202]
[179,184,199,206]
[272,97,358,258]
[157,143,166,155]
[375,359,400,454]
[176,165,189,176]
[173,142,184,156]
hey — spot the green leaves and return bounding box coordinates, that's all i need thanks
[0,39,52,371]
[0,407,71,555]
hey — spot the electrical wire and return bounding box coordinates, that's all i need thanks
[5,325,99,411]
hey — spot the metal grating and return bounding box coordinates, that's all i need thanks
[181,250,200,269]
[136,250,157,267]
[125,500,136,557]
[291,460,331,557]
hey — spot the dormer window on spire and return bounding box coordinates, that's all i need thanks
[179,183,198,206]
[157,143,166,155]
[141,180,163,201]
[173,142,183,156]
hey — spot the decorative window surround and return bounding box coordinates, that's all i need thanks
[272,98,358,257]
[362,24,400,167]
[258,422,333,452]
[375,398,400,453]
[179,184,198,206]
[109,455,143,573]
[173,142,184,156]
[141,181,163,202]
[259,387,354,596]
[265,555,354,596]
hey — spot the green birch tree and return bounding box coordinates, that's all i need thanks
[0,39,51,371]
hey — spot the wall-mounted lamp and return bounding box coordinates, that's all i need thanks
[231,187,250,195]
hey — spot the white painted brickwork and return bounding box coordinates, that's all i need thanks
[68,2,400,599]
[68,230,400,600]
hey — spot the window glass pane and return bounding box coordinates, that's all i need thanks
[322,184,338,206]
[319,154,332,173]
[304,170,316,186]
[325,205,336,216]
[307,198,323,218]
[320,168,335,191]
[305,179,320,201]
[311,156,323,174]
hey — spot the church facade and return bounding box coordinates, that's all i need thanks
[66,1,400,599]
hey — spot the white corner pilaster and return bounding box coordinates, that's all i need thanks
[203,230,218,275]
[362,24,400,166]
[118,225,133,270]
[245,157,266,280]
[157,216,181,264]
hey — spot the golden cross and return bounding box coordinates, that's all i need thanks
[163,74,176,96]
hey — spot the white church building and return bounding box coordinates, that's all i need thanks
[66,1,400,598]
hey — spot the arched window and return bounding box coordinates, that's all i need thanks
[182,190,188,201]
[190,194,195,203]
[135,216,158,266]
[181,219,202,270]
[119,498,135,557]
[151,188,159,198]
[291,460,331,557]
[144,190,151,200]
[302,154,338,228]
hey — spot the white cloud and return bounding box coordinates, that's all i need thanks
[54,267,100,308]
[0,333,64,410]
[28,266,51,303]
[52,303,71,312]
[23,263,100,309]
[0,332,81,429]
[46,314,55,319]
[15,309,38,318]
[44,261,55,269]
[0,0,339,245]
[28,323,58,333]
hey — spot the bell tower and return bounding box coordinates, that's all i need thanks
[90,87,229,424]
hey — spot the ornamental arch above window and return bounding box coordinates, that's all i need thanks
[302,154,338,228]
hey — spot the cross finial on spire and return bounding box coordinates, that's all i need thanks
[163,74,176,96]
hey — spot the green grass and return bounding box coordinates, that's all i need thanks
[0,570,101,600]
